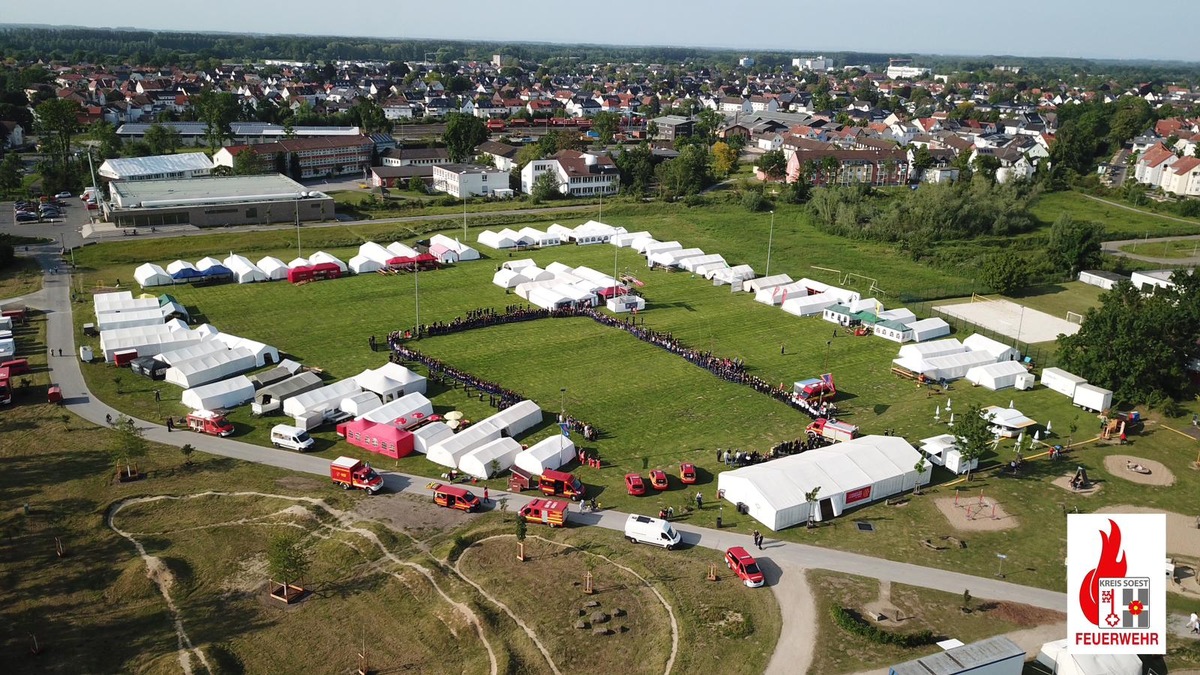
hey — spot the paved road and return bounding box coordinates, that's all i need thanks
[24,243,1067,616]
[1103,233,1200,265]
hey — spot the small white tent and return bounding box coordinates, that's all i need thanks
[502,259,537,272]
[963,333,1021,363]
[194,256,225,272]
[165,347,257,388]
[611,230,652,247]
[349,255,385,274]
[641,240,683,258]
[257,256,289,280]
[426,421,503,468]
[429,234,480,262]
[386,242,420,259]
[358,242,394,265]
[459,437,523,479]
[223,254,268,284]
[166,260,198,276]
[181,375,255,411]
[340,391,382,417]
[308,251,348,272]
[710,264,754,284]
[478,229,518,250]
[680,254,726,273]
[514,435,576,475]
[283,379,361,417]
[781,293,840,317]
[493,268,529,289]
[209,333,279,367]
[649,247,705,268]
[135,263,173,288]
[906,318,951,342]
[919,434,978,475]
[360,391,434,426]
[518,227,560,247]
[412,421,455,454]
[966,361,1029,391]
[743,273,792,294]
[287,257,310,269]
[482,400,542,437]
[354,363,426,402]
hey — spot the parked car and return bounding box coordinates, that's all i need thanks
[55,191,72,199]
[15,212,39,222]
[725,547,765,588]
[649,469,669,491]
[624,473,646,496]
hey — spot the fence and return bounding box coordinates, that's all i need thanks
[900,299,1059,369]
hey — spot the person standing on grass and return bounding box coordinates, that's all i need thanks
[695,492,703,509]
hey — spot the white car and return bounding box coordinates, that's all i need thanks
[55,191,72,199]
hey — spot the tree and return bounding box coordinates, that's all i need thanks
[0,152,22,192]
[530,169,561,204]
[180,443,195,467]
[515,514,528,561]
[88,121,122,160]
[804,486,821,528]
[143,123,182,155]
[655,145,711,200]
[980,250,1028,296]
[914,457,928,496]
[953,404,994,481]
[108,415,148,479]
[647,121,659,140]
[759,150,787,181]
[614,143,655,196]
[232,147,263,175]
[194,90,240,153]
[1057,273,1200,404]
[354,97,392,134]
[711,141,738,178]
[694,108,724,145]
[267,531,311,598]
[442,112,488,163]
[1046,214,1104,278]
[33,98,80,190]
[591,111,620,145]
[912,146,934,173]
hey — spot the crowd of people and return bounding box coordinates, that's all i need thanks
[390,345,525,411]
[770,435,834,457]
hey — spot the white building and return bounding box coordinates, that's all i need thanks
[432,164,509,198]
[519,150,620,197]
[792,56,833,71]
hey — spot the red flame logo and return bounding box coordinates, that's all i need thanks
[1079,519,1128,625]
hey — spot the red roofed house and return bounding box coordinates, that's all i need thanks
[1161,157,1200,197]
[519,150,619,196]
[1134,142,1179,187]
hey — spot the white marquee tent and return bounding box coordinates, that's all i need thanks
[429,234,480,262]
[906,318,951,342]
[965,361,1029,391]
[606,295,645,313]
[483,399,543,437]
[166,260,198,276]
[743,273,793,294]
[349,255,385,274]
[195,256,225,273]
[717,435,929,530]
[641,240,682,257]
[358,242,394,265]
[963,333,1021,363]
[710,264,753,284]
[257,256,289,280]
[94,291,158,313]
[287,257,310,269]
[308,251,348,272]
[518,227,560,247]
[100,323,199,362]
[283,379,361,418]
[514,435,576,476]
[354,362,426,402]
[426,421,503,468]
[781,293,841,317]
[339,391,382,417]
[209,333,279,367]
[412,421,455,454]
[916,350,996,381]
[610,230,652,247]
[165,347,257,388]
[155,340,228,365]
[649,247,705,268]
[386,242,420,259]
[918,434,978,475]
[478,229,519,250]
[629,237,659,253]
[755,280,809,306]
[680,254,726,274]
[135,263,173,288]
[527,286,574,310]
[459,437,523,479]
[181,375,255,411]
[223,254,268,284]
[359,391,434,426]
[96,307,167,331]
[503,259,537,272]
[493,268,529,289]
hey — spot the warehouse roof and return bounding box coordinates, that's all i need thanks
[109,175,328,209]
[98,152,214,179]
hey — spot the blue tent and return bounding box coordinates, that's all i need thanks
[201,264,233,279]
[170,267,204,281]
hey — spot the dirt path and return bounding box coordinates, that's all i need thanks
[764,564,816,675]
[108,491,500,675]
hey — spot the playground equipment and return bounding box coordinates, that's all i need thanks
[1070,466,1091,490]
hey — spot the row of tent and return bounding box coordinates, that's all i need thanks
[93,291,188,332]
[892,335,1024,383]
[491,259,644,312]
[348,241,437,274]
[476,220,628,251]
[137,252,346,287]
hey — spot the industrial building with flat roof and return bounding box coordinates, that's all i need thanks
[106,175,334,229]
[98,153,214,181]
[116,121,363,145]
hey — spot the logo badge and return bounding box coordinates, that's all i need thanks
[1067,514,1165,654]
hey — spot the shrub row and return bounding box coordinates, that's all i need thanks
[829,605,936,648]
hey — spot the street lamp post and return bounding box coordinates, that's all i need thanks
[766,210,775,278]
[824,340,832,372]
[463,193,468,240]
[559,387,567,450]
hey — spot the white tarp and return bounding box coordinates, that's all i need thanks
[223,254,268,283]
[135,263,173,288]
[181,375,255,411]
[257,256,289,280]
[717,435,929,531]
[359,391,434,426]
[966,360,1029,391]
[165,347,257,388]
[412,421,455,454]
[514,435,576,475]
[459,437,523,479]
[283,379,361,417]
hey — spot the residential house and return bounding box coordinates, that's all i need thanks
[381,97,414,120]
[432,164,510,198]
[1160,157,1200,197]
[785,148,909,186]
[971,146,1035,183]
[475,141,520,172]
[1134,143,1179,187]
[520,150,619,197]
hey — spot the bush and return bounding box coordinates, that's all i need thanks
[682,194,707,207]
[830,606,936,648]
[741,191,767,212]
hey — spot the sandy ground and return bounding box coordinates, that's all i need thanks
[1095,505,1200,557]
[933,298,1079,343]
[764,564,815,675]
[1102,454,1176,486]
[1050,474,1103,495]
[934,497,1018,532]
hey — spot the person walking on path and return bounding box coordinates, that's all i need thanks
[753,529,763,550]
[780,344,785,355]
[482,487,489,503]
[1190,612,1199,634]
[154,389,161,403]
[166,417,173,432]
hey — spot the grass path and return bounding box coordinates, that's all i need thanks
[1081,193,1200,228]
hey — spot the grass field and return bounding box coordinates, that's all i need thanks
[1119,238,1200,260]
[0,256,47,301]
[1030,191,1200,239]
[806,570,1064,674]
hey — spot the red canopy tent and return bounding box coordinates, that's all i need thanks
[337,419,414,459]
[387,253,439,270]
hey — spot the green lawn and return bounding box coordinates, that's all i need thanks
[1031,191,1200,239]
[0,257,46,302]
[1119,238,1200,259]
[66,203,1200,593]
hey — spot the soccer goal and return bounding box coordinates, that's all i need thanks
[971,293,996,303]
[1066,311,1086,325]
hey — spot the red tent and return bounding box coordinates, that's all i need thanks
[311,262,342,280]
[339,419,414,459]
[287,266,313,284]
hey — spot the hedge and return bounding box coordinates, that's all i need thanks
[830,605,937,648]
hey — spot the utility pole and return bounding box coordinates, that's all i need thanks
[295,201,301,258]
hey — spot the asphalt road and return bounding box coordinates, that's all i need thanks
[20,243,1067,615]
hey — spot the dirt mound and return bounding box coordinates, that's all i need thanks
[1050,475,1103,495]
[105,557,162,604]
[1102,455,1175,486]
[987,601,1066,627]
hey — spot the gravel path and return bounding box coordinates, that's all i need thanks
[764,563,816,675]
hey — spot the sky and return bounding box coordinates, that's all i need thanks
[10,1,1200,63]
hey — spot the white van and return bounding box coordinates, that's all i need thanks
[270,424,314,452]
[624,514,682,550]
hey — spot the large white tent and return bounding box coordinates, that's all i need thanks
[963,333,1020,363]
[359,391,434,426]
[755,280,808,306]
[518,227,560,247]
[349,255,385,274]
[100,323,199,362]
[717,435,929,531]
[710,264,754,285]
[897,338,965,362]
[1035,640,1140,675]
[209,333,279,367]
[386,242,420,259]
[155,341,227,366]
[649,247,705,268]
[94,291,158,313]
[459,437,523,479]
[257,256,289,280]
[181,375,255,411]
[610,230,652,247]
[514,435,576,475]
[781,293,840,317]
[478,229,519,250]
[906,318,951,342]
[742,273,793,294]
[308,251,348,272]
[358,242,394,265]
[339,391,382,417]
[527,287,574,310]
[917,350,996,381]
[287,257,311,269]
[223,254,268,284]
[135,263,173,288]
[429,234,480,262]
[354,362,426,402]
[680,254,727,274]
[412,421,455,454]
[166,260,198,276]
[165,347,257,388]
[195,256,225,273]
[282,379,361,418]
[641,240,682,257]
[493,268,530,289]
[426,421,503,468]
[96,307,167,331]
[483,399,542,437]
[965,361,1029,391]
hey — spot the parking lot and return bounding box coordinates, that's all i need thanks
[2,194,96,249]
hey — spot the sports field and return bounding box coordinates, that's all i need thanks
[933,296,1080,344]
